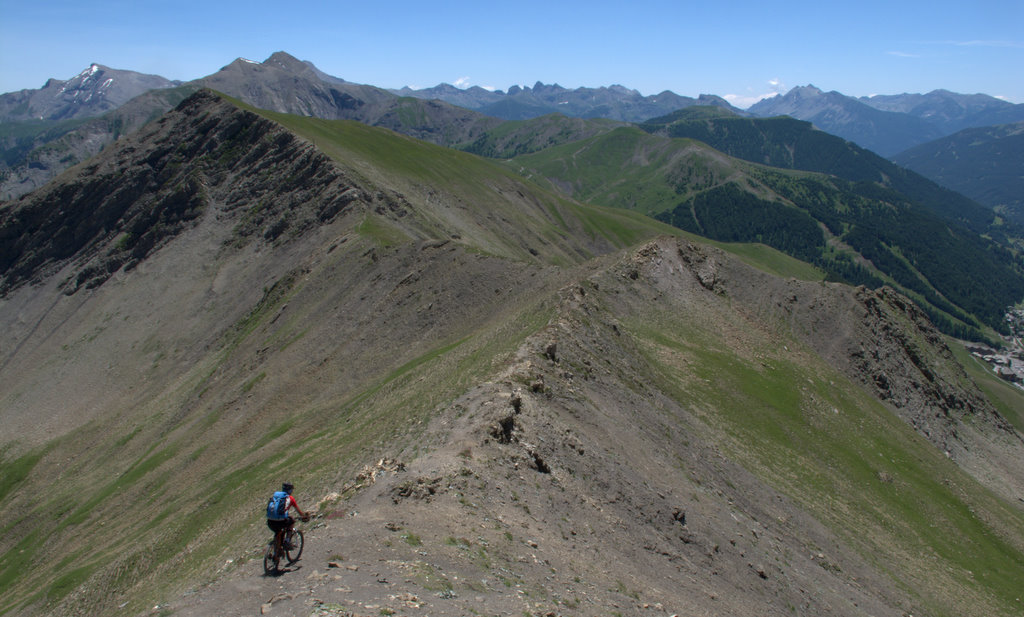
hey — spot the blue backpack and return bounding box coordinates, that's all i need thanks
[266,491,289,520]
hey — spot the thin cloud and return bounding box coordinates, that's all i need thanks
[723,93,776,109]
[723,94,761,108]
[454,76,471,88]
[887,51,921,58]
[938,39,1024,49]
[724,79,787,109]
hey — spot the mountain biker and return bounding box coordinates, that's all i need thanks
[266,482,309,552]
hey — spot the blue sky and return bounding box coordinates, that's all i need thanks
[1,0,1022,107]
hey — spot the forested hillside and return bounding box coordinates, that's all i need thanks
[639,108,1011,238]
[893,122,1024,226]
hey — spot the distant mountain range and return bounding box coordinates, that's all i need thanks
[4,57,1022,155]
[862,89,1024,133]
[0,52,501,199]
[4,53,1023,200]
[393,81,741,122]
[395,81,1024,159]
[748,85,1024,156]
[636,108,996,231]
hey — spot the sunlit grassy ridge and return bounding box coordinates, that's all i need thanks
[242,100,680,265]
[234,91,828,283]
[512,126,705,217]
[460,113,625,159]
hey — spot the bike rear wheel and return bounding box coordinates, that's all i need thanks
[285,529,304,563]
[263,540,280,574]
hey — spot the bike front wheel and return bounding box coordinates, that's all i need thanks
[285,529,304,563]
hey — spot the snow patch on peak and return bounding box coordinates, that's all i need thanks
[77,64,102,86]
[240,58,259,65]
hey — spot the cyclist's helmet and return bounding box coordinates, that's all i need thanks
[282,482,294,494]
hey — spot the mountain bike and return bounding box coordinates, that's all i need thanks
[263,518,307,574]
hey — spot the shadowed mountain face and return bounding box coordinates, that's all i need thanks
[0,91,368,297]
[0,86,201,200]
[1,90,1023,617]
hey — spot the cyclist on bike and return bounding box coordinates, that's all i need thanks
[266,482,309,552]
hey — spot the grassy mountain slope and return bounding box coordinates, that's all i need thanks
[459,113,627,159]
[509,124,1024,339]
[1,91,1022,617]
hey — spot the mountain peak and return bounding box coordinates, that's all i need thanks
[265,50,304,68]
[223,53,310,75]
[608,84,638,95]
[72,63,106,83]
[0,62,177,123]
[225,57,261,69]
[532,81,566,93]
[791,84,824,97]
[261,51,346,84]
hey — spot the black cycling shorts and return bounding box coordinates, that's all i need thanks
[267,517,293,532]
